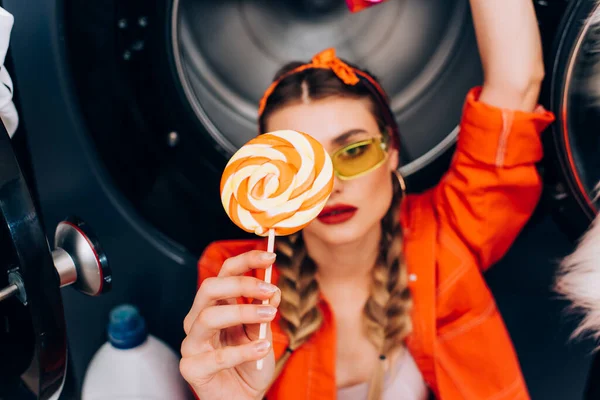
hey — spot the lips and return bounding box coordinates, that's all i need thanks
[317,204,358,225]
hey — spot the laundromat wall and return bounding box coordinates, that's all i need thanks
[2,0,598,398]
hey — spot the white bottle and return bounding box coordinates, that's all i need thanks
[81,304,192,400]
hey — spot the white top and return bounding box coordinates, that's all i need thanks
[0,7,19,137]
[337,350,430,400]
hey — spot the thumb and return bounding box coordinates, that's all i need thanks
[244,321,274,344]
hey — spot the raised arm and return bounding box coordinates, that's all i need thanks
[470,0,545,111]
[428,1,555,271]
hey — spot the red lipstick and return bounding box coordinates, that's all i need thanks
[317,204,358,225]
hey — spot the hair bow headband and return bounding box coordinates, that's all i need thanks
[258,48,361,116]
[257,48,398,150]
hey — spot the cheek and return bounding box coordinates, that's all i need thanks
[350,168,393,212]
[302,168,393,242]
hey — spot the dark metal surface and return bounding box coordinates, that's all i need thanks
[3,1,198,398]
[54,217,112,297]
[0,281,18,302]
[544,1,600,397]
[0,118,67,399]
[546,0,600,240]
[173,0,483,176]
[0,215,110,400]
[57,0,485,257]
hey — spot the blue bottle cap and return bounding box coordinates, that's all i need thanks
[107,304,147,349]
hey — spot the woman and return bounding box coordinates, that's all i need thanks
[180,1,555,399]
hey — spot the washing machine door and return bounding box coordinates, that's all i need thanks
[170,0,483,189]
[547,0,600,239]
[546,2,600,395]
[42,0,486,258]
[0,119,112,398]
[0,118,67,400]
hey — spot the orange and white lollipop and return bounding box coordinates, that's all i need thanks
[220,129,334,236]
[220,129,334,368]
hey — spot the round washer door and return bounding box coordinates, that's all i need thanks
[0,119,113,398]
[171,0,483,179]
[547,0,600,238]
[0,120,66,400]
[56,0,485,255]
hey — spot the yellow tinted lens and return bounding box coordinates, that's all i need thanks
[332,138,386,179]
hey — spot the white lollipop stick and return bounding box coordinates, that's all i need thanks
[257,228,275,370]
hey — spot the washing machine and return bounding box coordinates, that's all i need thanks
[544,0,600,398]
[0,0,598,398]
[545,0,600,235]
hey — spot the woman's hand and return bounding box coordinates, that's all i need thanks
[180,250,281,400]
[469,0,545,111]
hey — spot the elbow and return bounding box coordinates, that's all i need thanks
[531,61,546,86]
[523,67,545,111]
[481,65,545,111]
[526,57,546,86]
[484,54,546,91]
[487,69,544,96]
[518,57,547,90]
[520,63,546,100]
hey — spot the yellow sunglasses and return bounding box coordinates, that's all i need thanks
[330,136,390,180]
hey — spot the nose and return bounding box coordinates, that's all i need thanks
[331,173,344,195]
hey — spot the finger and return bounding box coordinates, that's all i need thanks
[180,336,213,359]
[244,289,281,342]
[243,319,274,343]
[251,286,281,309]
[219,250,276,277]
[182,304,278,356]
[184,250,276,334]
[180,340,271,385]
[184,276,280,334]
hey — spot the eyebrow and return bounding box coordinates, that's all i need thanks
[331,129,370,147]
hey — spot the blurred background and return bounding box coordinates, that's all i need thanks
[1,0,600,398]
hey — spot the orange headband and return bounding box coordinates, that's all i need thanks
[258,48,364,116]
[257,48,398,148]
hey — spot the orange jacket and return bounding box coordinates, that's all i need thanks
[197,87,555,399]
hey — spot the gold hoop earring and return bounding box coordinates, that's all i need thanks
[392,169,406,199]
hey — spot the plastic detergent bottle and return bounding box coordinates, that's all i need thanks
[81,304,191,400]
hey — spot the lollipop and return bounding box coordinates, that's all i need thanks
[220,129,334,368]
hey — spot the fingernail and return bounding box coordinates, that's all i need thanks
[254,340,271,352]
[260,252,276,261]
[258,282,278,294]
[257,306,277,317]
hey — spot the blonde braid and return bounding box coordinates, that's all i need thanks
[267,176,411,398]
[271,234,323,381]
[363,174,413,400]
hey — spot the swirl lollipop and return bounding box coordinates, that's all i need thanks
[220,129,334,368]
